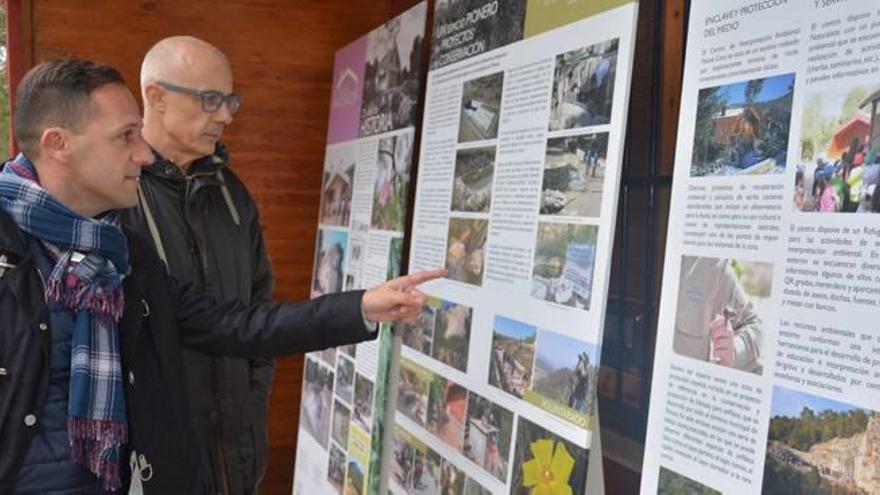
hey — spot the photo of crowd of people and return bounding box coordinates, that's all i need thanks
[691,73,794,177]
[311,228,349,297]
[458,72,504,143]
[540,132,609,217]
[531,222,598,310]
[673,256,771,374]
[301,358,335,446]
[451,146,496,213]
[796,84,880,213]
[445,217,488,286]
[549,38,619,130]
[400,295,473,373]
[372,131,414,231]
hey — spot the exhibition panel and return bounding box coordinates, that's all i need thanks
[642,1,880,493]
[396,1,638,493]
[292,4,429,494]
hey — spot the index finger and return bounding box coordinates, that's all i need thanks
[396,268,447,288]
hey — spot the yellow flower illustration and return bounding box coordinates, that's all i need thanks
[522,438,575,495]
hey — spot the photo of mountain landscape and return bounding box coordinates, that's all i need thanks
[762,386,879,494]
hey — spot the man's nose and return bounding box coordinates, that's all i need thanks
[215,102,234,125]
[133,134,153,166]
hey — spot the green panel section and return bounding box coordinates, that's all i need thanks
[367,324,392,495]
[523,0,634,38]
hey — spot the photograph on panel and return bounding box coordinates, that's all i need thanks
[327,443,347,494]
[345,241,363,291]
[388,236,404,279]
[344,456,365,495]
[373,131,414,231]
[392,426,441,494]
[318,347,337,368]
[673,255,772,374]
[445,217,489,286]
[398,359,433,426]
[439,458,466,494]
[426,374,468,450]
[458,71,505,143]
[526,330,599,429]
[353,373,375,432]
[464,477,492,495]
[510,416,589,494]
[763,386,877,494]
[549,38,619,131]
[451,145,496,213]
[431,298,473,372]
[401,296,438,356]
[540,132,609,217]
[301,358,335,446]
[657,466,720,495]
[339,343,357,360]
[691,72,795,177]
[429,0,526,70]
[312,228,349,297]
[319,145,356,227]
[359,4,426,136]
[795,83,880,213]
[331,400,351,448]
[463,391,514,481]
[418,448,444,495]
[488,315,537,399]
[531,222,598,310]
[335,355,355,404]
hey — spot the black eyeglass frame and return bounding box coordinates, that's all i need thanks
[155,80,241,114]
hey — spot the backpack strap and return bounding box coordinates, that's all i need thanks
[137,186,169,268]
[214,169,241,226]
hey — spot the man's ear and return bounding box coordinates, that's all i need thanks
[144,83,166,112]
[38,127,71,162]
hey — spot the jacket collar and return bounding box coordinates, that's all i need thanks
[143,142,229,181]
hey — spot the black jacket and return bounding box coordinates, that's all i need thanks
[121,144,274,494]
[0,207,375,494]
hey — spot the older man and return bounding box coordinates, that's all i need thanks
[0,58,441,494]
[123,36,272,494]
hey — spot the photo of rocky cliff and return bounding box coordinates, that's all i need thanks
[762,386,878,494]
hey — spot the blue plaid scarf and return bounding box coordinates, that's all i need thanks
[0,154,128,491]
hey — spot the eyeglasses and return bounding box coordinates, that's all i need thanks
[156,81,241,115]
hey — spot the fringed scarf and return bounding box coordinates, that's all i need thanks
[0,154,128,491]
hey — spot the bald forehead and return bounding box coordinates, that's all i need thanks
[141,36,232,91]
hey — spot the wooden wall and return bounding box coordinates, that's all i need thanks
[6,0,686,493]
[6,0,413,492]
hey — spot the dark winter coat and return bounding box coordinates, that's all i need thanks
[0,205,375,494]
[121,144,275,494]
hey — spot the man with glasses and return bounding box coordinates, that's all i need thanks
[126,36,273,494]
